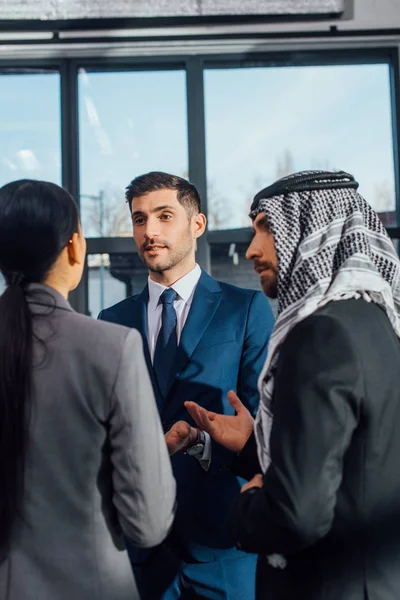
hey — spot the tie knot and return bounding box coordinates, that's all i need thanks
[160,288,177,305]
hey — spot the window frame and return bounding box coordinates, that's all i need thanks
[0,42,398,313]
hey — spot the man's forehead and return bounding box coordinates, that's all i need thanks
[131,188,180,211]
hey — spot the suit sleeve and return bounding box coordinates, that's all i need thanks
[230,432,261,481]
[109,328,176,548]
[207,291,274,474]
[237,291,274,415]
[233,313,361,555]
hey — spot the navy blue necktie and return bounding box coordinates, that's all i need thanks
[153,288,178,398]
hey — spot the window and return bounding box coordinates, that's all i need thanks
[204,63,396,230]
[78,68,188,237]
[0,70,61,186]
[209,239,278,313]
[88,254,127,317]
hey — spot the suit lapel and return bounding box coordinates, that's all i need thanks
[128,286,150,363]
[165,272,222,400]
[129,286,164,411]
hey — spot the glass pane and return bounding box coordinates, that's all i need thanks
[0,71,61,186]
[88,254,127,317]
[205,64,396,230]
[79,69,188,237]
[210,242,277,315]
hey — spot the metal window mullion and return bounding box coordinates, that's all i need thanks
[60,59,88,314]
[186,56,211,273]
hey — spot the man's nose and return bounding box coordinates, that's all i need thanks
[144,219,160,239]
[246,237,261,261]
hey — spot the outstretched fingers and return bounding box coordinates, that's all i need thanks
[227,390,246,414]
[184,401,217,434]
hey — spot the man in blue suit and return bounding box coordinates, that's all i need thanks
[99,171,274,599]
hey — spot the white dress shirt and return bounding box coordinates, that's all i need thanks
[146,264,211,468]
[147,263,202,363]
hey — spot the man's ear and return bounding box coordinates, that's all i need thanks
[193,212,207,239]
[67,232,83,265]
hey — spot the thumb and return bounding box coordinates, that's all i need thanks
[176,421,192,439]
[227,390,245,414]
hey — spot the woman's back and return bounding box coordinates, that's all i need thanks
[0,284,175,600]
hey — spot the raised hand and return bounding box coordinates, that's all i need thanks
[184,391,254,453]
[164,421,197,456]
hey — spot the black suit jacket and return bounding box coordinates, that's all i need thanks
[233,299,400,600]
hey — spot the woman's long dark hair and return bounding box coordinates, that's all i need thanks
[0,179,79,556]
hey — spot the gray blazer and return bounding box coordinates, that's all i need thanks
[0,284,176,600]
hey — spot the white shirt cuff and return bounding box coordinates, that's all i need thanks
[196,431,211,471]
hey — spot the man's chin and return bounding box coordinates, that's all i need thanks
[147,260,172,273]
[138,253,166,272]
[260,278,277,299]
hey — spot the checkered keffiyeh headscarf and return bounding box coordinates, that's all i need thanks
[251,170,400,475]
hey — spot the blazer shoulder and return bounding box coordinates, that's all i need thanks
[70,309,135,337]
[302,298,385,333]
[57,310,143,362]
[216,279,262,300]
[309,298,397,353]
[216,280,273,317]
[98,294,141,321]
[282,302,358,359]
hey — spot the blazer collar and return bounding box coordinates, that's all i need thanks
[26,283,74,314]
[128,272,223,411]
[147,263,202,310]
[129,286,165,410]
[164,270,222,400]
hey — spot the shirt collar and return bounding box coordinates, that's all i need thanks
[148,264,202,310]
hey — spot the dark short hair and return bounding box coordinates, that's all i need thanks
[125,171,201,217]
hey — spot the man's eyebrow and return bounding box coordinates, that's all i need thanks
[131,205,176,217]
[255,215,271,230]
[152,204,176,212]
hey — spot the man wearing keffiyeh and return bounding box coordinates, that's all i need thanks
[185,170,400,600]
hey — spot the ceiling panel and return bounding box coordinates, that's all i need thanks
[0,0,345,20]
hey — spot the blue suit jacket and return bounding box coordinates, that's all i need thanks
[99,270,274,563]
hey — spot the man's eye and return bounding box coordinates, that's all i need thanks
[160,214,172,220]
[133,218,145,225]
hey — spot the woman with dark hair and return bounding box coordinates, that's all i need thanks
[0,179,176,600]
